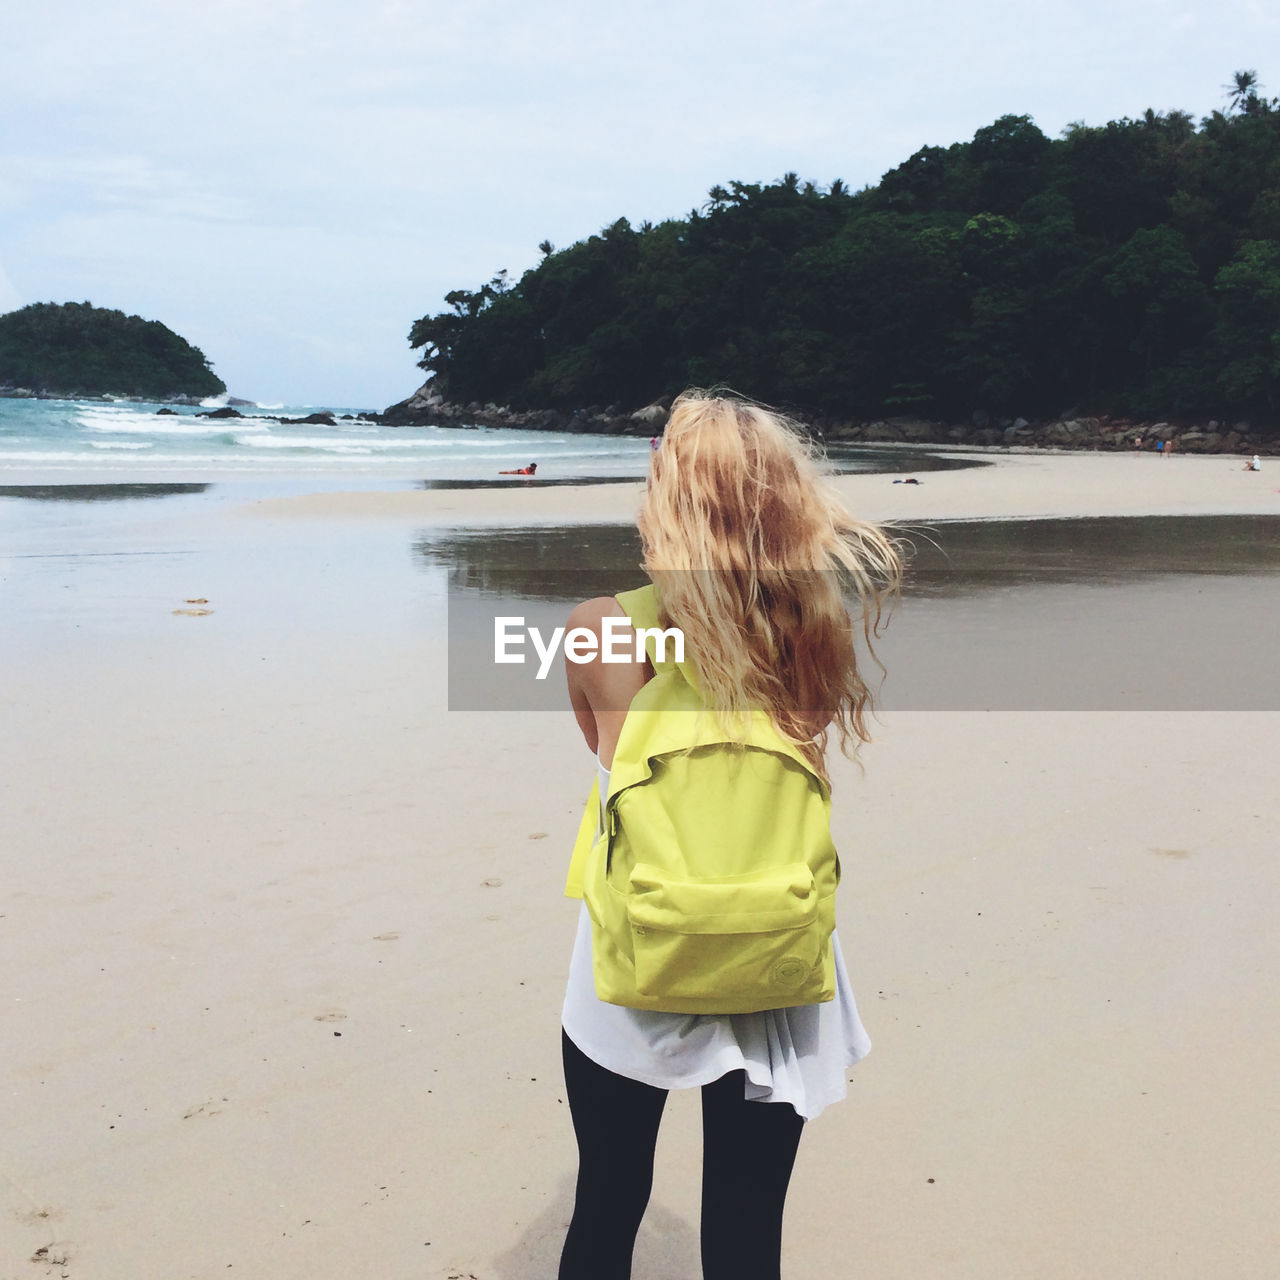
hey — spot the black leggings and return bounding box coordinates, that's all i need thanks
[558,1029,805,1280]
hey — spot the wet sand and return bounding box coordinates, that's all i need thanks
[242,448,1279,523]
[1,451,1278,1278]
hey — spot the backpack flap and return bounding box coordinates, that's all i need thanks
[620,856,831,1012]
[626,862,818,934]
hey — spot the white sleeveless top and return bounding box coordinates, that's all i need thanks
[561,754,872,1121]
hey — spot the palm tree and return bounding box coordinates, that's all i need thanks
[538,240,555,257]
[1224,69,1261,114]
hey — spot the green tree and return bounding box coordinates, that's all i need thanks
[1213,239,1280,412]
[1223,70,1274,118]
[969,114,1052,215]
[1100,226,1212,411]
[404,72,1280,429]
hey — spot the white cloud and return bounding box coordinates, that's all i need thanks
[5,155,254,222]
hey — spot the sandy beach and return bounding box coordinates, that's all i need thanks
[2,449,1277,1279]
[243,447,1280,524]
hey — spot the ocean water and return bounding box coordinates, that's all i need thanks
[0,396,966,485]
[0,395,665,481]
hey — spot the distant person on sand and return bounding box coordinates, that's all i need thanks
[892,477,921,485]
[1244,454,1261,471]
[499,462,537,476]
[1156,439,1165,457]
[557,392,901,1279]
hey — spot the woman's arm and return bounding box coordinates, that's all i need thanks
[563,596,652,768]
[565,600,607,755]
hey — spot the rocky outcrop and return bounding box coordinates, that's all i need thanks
[371,386,1279,454]
[185,408,356,426]
[376,390,674,436]
[274,412,336,426]
[799,411,1275,454]
[378,395,608,434]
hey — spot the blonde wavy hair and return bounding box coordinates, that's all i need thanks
[638,390,902,772]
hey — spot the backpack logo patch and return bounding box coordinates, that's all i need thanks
[771,956,811,988]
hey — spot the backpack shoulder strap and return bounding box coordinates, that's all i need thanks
[563,774,599,900]
[614,582,702,690]
[614,582,660,630]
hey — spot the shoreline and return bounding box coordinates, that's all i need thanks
[236,449,1279,525]
[376,388,1280,455]
[11,385,1274,458]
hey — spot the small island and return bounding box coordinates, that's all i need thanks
[0,301,225,401]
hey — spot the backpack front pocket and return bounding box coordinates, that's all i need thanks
[620,862,831,1011]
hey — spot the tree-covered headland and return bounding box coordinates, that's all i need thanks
[407,72,1280,435]
[0,301,225,400]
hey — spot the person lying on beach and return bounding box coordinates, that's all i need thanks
[893,477,922,484]
[499,462,537,475]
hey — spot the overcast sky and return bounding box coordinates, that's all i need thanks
[2,0,1275,407]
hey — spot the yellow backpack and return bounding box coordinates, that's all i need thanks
[564,584,839,1014]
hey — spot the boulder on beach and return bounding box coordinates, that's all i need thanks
[630,402,669,427]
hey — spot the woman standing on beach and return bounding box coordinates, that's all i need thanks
[558,392,901,1279]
